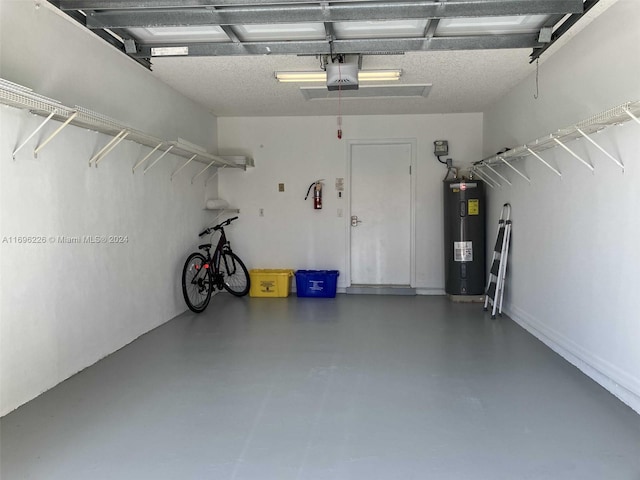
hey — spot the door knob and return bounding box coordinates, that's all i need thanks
[351,215,363,227]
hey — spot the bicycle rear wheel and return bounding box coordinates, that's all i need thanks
[182,252,212,313]
[221,251,250,297]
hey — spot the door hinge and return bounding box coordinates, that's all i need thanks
[409,165,412,175]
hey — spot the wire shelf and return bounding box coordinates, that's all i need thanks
[0,79,73,119]
[0,77,244,169]
[473,100,640,183]
[168,141,241,169]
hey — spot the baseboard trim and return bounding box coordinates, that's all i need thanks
[506,304,640,415]
[346,285,416,295]
[416,288,446,296]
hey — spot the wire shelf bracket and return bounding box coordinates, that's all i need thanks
[144,145,174,174]
[575,127,623,171]
[478,166,502,187]
[34,111,79,158]
[12,110,57,160]
[527,147,562,178]
[205,165,227,186]
[553,137,593,172]
[192,159,218,184]
[499,156,531,183]
[94,129,131,167]
[132,142,164,173]
[485,163,513,186]
[171,154,198,181]
[624,106,640,125]
[472,168,496,189]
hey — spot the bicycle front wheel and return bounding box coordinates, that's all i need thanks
[182,252,212,313]
[221,251,250,297]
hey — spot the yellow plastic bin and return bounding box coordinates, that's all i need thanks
[249,269,294,297]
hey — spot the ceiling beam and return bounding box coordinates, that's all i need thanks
[221,25,241,42]
[61,0,408,7]
[81,0,583,29]
[134,34,543,57]
[423,19,440,38]
[324,22,335,42]
[50,4,152,69]
[61,0,582,10]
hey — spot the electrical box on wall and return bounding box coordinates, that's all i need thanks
[434,140,449,156]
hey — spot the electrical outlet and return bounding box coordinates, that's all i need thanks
[259,208,264,217]
[278,183,285,192]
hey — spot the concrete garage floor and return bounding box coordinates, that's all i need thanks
[1,295,639,479]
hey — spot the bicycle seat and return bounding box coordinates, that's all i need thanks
[198,243,212,250]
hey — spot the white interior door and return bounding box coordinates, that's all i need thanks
[350,142,412,286]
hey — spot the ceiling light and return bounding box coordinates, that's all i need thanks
[275,69,402,83]
[276,72,327,82]
[360,70,402,81]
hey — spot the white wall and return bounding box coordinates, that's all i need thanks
[0,1,219,415]
[217,114,483,292]
[0,1,217,149]
[482,0,640,413]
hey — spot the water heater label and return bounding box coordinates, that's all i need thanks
[454,241,473,262]
[468,199,479,215]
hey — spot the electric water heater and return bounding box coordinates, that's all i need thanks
[443,180,486,296]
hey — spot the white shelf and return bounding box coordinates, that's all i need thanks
[472,100,640,186]
[0,78,249,174]
[168,141,241,169]
[219,155,254,169]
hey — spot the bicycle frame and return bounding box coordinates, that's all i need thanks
[201,227,239,291]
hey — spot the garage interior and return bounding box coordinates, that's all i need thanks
[1,0,639,478]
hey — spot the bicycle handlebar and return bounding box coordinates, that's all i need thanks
[198,216,239,237]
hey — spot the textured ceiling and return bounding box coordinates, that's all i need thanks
[120,0,617,118]
[150,48,538,117]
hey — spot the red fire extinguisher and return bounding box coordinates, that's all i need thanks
[305,180,324,209]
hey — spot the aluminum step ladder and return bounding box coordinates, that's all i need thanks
[484,203,512,319]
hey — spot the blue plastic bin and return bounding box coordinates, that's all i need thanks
[295,270,340,298]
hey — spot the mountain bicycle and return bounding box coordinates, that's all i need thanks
[181,216,250,313]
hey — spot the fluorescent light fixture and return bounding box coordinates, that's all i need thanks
[275,69,402,83]
[333,20,428,39]
[359,70,402,81]
[276,72,326,82]
[235,23,325,41]
[151,46,189,56]
[130,26,228,44]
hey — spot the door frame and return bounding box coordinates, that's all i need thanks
[345,138,417,288]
